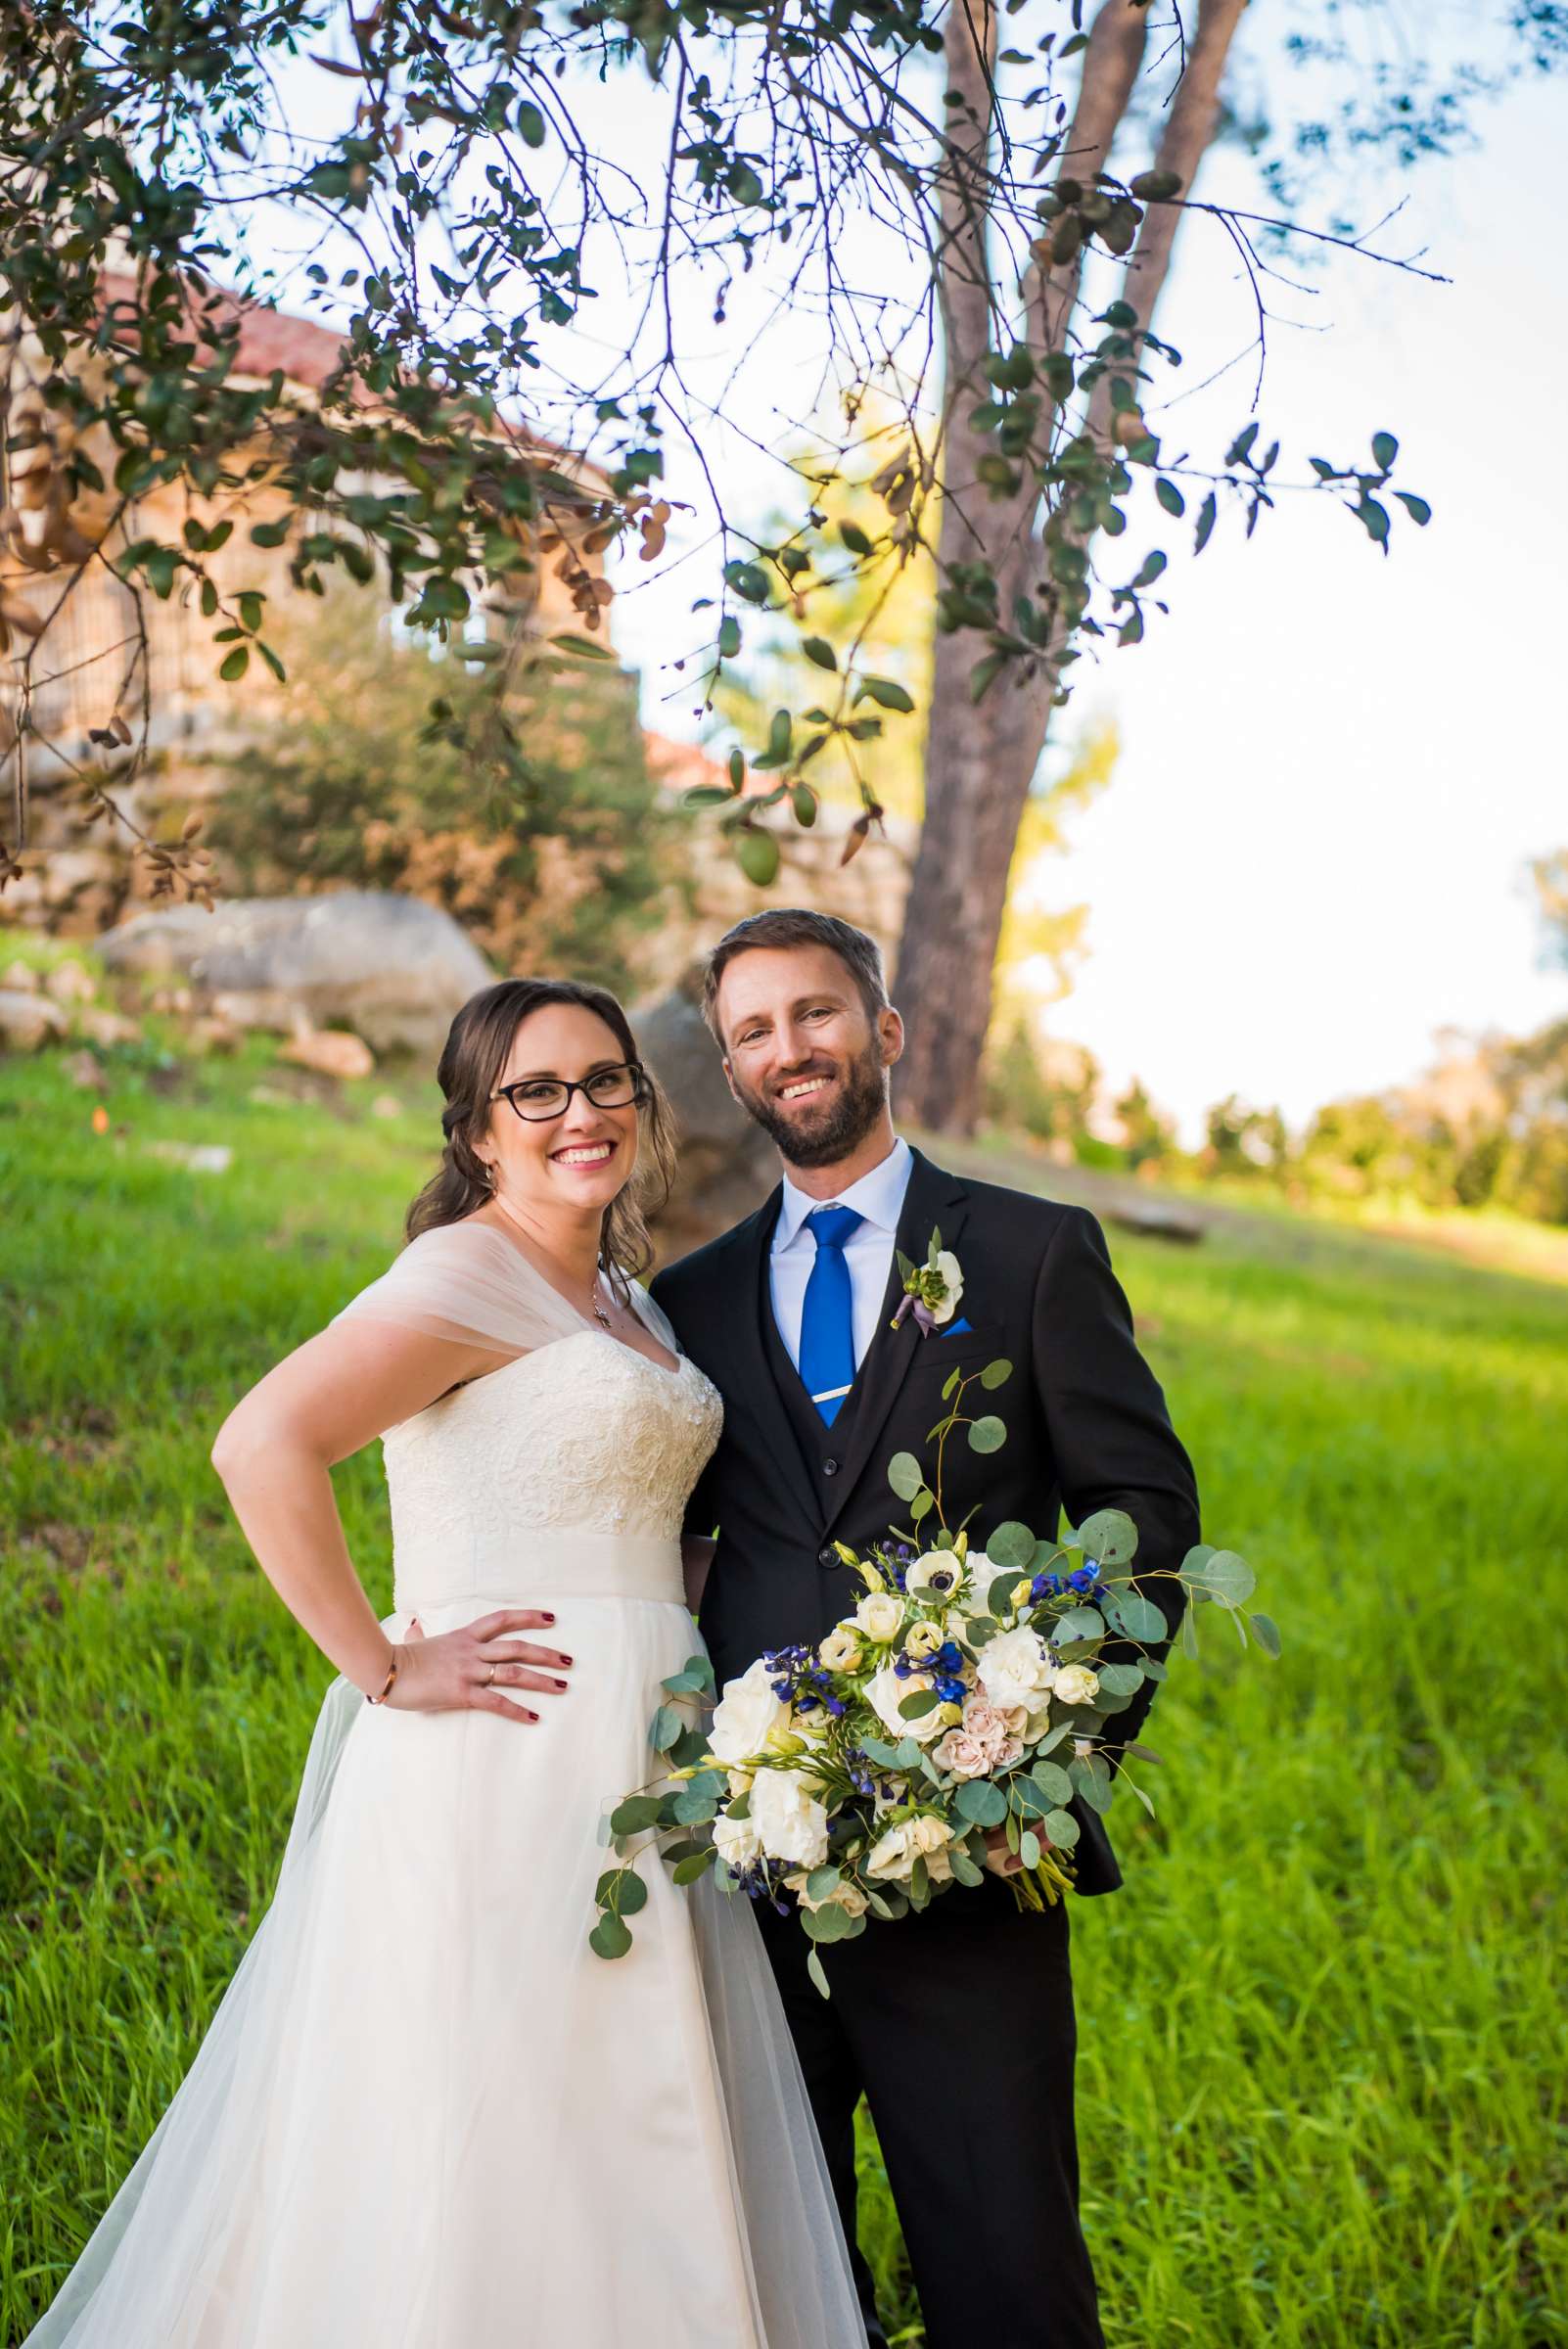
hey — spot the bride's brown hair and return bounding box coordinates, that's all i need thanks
[405,978,677,1278]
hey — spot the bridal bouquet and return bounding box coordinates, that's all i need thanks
[592,1349,1276,1996]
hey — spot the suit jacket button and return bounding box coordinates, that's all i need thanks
[822,1456,839,1476]
[818,1544,836,1568]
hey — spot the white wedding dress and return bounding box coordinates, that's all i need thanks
[27,1223,862,2349]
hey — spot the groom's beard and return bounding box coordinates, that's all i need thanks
[730,1037,889,1170]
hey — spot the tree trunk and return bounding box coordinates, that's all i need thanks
[895,0,1245,1136]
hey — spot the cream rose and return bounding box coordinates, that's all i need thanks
[903,1620,944,1665]
[865,1661,953,1745]
[712,1809,764,1871]
[854,1591,905,1643]
[818,1624,863,1673]
[975,1624,1058,1714]
[748,1768,831,1871]
[1053,1664,1101,1709]
[708,1658,789,1766]
[864,1814,955,1884]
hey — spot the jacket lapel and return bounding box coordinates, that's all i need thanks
[725,1186,824,1530]
[823,1149,970,1536]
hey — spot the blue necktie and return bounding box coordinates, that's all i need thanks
[799,1206,863,1426]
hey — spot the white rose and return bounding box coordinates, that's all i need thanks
[854,1591,904,1643]
[930,1250,964,1324]
[709,1658,790,1767]
[959,1550,1001,1621]
[905,1554,963,1599]
[712,1809,763,1871]
[1052,1664,1101,1708]
[865,1661,953,1746]
[784,1869,870,1920]
[864,1814,956,1884]
[818,1624,863,1673]
[748,1768,831,1871]
[976,1625,1058,1715]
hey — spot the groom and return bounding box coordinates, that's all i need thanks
[650,908,1200,2349]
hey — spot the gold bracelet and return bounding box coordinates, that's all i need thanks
[367,1647,399,1706]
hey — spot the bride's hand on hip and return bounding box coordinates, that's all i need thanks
[385,1608,574,1723]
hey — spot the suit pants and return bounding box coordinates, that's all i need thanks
[757,1881,1105,2349]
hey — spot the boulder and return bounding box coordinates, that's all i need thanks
[632,968,776,1256]
[281,1028,376,1082]
[99,892,493,1058]
[0,989,68,1051]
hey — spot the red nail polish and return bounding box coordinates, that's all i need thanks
[561,1655,574,1666]
[543,1613,557,1625]
[555,1679,568,1690]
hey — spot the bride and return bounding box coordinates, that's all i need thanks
[27,975,863,2348]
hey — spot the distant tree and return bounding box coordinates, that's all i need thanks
[208,592,677,990]
[1115,1077,1176,1172]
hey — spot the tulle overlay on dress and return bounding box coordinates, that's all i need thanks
[27,1233,862,2348]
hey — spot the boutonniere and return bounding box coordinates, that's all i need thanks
[891,1226,965,1335]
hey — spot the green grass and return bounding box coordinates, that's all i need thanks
[3,1041,1566,2346]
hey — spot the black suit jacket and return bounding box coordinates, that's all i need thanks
[650,1146,1200,1896]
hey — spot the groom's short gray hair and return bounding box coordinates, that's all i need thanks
[701,908,890,1041]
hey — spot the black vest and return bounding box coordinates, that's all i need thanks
[755,1226,870,1516]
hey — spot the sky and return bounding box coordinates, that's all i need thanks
[253,20,1568,1141]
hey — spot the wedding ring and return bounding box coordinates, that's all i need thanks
[484,1662,497,1687]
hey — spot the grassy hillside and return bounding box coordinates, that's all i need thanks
[2,1041,1565,2345]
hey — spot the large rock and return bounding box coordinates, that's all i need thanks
[99,892,493,1057]
[0,989,68,1051]
[633,968,776,1256]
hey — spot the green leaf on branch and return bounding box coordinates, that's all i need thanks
[1394,491,1432,527]
[1371,430,1399,473]
[1032,1760,1073,1805]
[858,675,914,713]
[1041,1806,1081,1849]
[968,1416,1007,1454]
[802,636,837,669]
[807,1949,831,1999]
[987,1521,1036,1573]
[1117,1590,1168,1643]
[887,1451,924,1501]
[899,1688,943,1720]
[649,1704,682,1752]
[980,1357,1013,1390]
[954,1778,1007,1827]
[1192,1548,1256,1608]
[1248,1611,1282,1658]
[1077,1508,1137,1567]
[550,631,615,661]
[735,828,780,887]
[218,646,249,682]
[1155,478,1185,518]
[589,1912,633,1959]
[672,1847,717,1885]
[610,1795,663,1836]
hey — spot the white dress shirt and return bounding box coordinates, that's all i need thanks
[769,1136,914,1376]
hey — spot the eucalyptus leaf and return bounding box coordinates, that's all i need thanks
[980,1357,1014,1390]
[807,1949,832,2001]
[1117,1591,1169,1644]
[671,1848,716,1884]
[887,1451,924,1501]
[588,1912,633,1959]
[1249,1611,1283,1658]
[609,1794,663,1837]
[1032,1761,1073,1804]
[1041,1807,1081,1849]
[1076,1508,1138,1567]
[1194,1548,1256,1608]
[1020,1829,1041,1868]
[899,1688,942,1720]
[949,1846,985,1887]
[649,1703,681,1752]
[1095,1662,1144,1697]
[954,1778,1007,1827]
[968,1415,1007,1454]
[987,1520,1037,1573]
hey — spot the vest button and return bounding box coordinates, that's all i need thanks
[822,1456,839,1476]
[818,1545,837,1568]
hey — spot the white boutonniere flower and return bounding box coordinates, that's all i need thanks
[891,1226,965,1335]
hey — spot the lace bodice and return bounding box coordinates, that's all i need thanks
[381,1327,722,1608]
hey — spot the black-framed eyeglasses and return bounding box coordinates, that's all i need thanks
[489,1062,647,1123]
